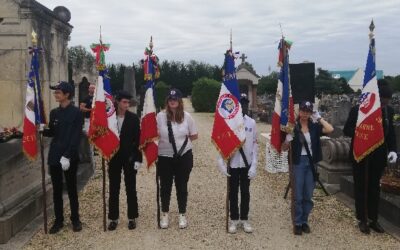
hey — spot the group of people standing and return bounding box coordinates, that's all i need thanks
[41,79,396,237]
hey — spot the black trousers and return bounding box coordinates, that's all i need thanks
[50,161,80,224]
[108,159,138,220]
[158,150,193,214]
[352,162,385,222]
[229,166,250,220]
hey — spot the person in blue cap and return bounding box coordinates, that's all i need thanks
[157,88,198,229]
[282,100,333,235]
[41,81,83,234]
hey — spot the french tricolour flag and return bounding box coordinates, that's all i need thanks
[23,45,46,160]
[353,21,384,162]
[270,38,294,153]
[88,70,120,160]
[211,49,245,160]
[139,49,159,168]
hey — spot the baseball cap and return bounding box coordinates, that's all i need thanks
[50,81,74,94]
[167,88,182,100]
[299,101,313,112]
[240,93,250,105]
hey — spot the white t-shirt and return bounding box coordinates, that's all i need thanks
[157,111,198,157]
[228,115,258,168]
[301,132,312,156]
[117,116,125,134]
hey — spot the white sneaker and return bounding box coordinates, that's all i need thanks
[178,214,188,229]
[160,213,169,229]
[228,220,239,234]
[242,220,253,233]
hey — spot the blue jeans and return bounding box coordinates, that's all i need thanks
[294,155,315,226]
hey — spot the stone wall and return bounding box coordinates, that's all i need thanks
[0,0,72,129]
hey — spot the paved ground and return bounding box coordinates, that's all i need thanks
[22,100,399,249]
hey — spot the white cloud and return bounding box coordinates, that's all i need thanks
[39,0,400,75]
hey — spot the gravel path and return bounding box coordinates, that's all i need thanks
[24,100,399,250]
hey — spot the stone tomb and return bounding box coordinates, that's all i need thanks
[0,139,52,244]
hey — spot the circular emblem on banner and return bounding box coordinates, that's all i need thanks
[217,93,239,119]
[359,92,375,114]
[105,95,116,117]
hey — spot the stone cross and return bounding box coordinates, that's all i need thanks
[240,53,247,64]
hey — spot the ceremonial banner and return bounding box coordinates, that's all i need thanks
[139,38,159,168]
[211,48,245,160]
[23,32,46,159]
[88,40,119,160]
[270,38,294,153]
[353,21,384,162]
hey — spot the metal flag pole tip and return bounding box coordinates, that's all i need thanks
[31,30,37,45]
[230,29,232,51]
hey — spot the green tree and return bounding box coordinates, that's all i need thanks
[257,72,279,95]
[154,81,170,110]
[315,68,342,95]
[68,45,95,71]
[191,77,220,112]
[385,75,400,92]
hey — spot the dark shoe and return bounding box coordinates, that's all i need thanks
[302,223,311,233]
[369,221,384,233]
[294,225,302,235]
[49,222,64,234]
[72,221,82,232]
[128,219,136,230]
[108,221,118,231]
[358,221,370,234]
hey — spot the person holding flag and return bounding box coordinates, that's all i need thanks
[217,93,258,234]
[157,88,198,229]
[283,101,333,235]
[343,21,397,235]
[107,90,142,231]
[42,81,83,234]
[211,33,246,233]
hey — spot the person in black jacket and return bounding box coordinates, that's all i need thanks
[343,79,397,234]
[107,90,142,231]
[42,81,83,234]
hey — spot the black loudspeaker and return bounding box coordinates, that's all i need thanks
[289,63,315,104]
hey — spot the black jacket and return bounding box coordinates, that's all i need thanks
[43,104,83,166]
[110,111,142,165]
[291,120,323,165]
[343,105,397,166]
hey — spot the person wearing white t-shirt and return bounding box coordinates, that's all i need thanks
[217,94,258,234]
[157,89,198,229]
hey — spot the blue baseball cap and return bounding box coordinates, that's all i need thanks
[167,88,182,100]
[50,81,74,94]
[299,101,313,112]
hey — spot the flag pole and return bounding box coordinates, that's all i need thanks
[149,35,162,229]
[102,158,107,231]
[39,132,48,234]
[32,30,48,234]
[363,19,375,227]
[99,26,107,232]
[225,30,232,233]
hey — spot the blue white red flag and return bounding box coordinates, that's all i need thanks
[353,21,384,162]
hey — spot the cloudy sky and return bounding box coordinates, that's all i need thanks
[40,0,400,76]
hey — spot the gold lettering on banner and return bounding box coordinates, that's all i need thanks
[22,134,36,143]
[376,117,382,123]
[355,130,368,140]
[359,124,375,131]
